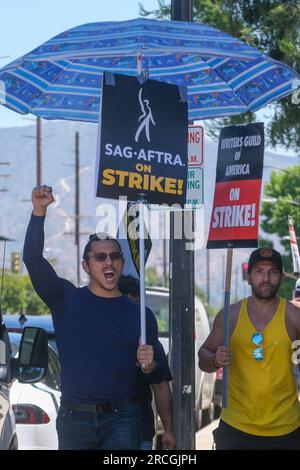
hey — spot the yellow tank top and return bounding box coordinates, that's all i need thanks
[221,297,300,436]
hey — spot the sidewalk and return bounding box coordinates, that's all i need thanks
[195,419,219,450]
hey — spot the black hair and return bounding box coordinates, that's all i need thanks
[118,275,140,297]
[83,233,123,261]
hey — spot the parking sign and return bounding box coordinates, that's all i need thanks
[186,125,204,207]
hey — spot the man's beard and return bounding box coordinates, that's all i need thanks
[251,282,280,300]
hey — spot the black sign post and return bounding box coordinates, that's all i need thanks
[170,0,195,451]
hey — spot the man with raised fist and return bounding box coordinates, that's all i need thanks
[23,185,168,450]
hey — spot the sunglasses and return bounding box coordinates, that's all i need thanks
[88,252,123,262]
[252,332,264,361]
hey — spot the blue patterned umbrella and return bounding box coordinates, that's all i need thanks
[0,17,299,122]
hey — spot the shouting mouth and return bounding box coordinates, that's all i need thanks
[104,270,115,281]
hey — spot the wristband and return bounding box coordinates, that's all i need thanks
[141,360,156,373]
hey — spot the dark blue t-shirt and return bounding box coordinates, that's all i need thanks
[23,214,167,404]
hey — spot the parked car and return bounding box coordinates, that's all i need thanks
[9,332,60,450]
[145,287,216,431]
[4,315,60,450]
[0,322,17,450]
[0,318,48,450]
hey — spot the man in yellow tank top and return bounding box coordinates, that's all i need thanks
[198,247,300,450]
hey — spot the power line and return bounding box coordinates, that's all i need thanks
[264,165,300,180]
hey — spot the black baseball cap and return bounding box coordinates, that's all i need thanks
[247,247,283,273]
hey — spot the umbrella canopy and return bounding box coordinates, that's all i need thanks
[0,17,299,122]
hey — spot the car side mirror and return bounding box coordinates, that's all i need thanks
[17,327,48,383]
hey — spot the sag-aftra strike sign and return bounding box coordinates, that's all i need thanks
[96,73,188,206]
[207,123,264,249]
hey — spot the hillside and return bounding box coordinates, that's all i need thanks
[0,120,298,307]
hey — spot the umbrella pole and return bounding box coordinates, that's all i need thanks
[222,247,233,408]
[138,195,146,345]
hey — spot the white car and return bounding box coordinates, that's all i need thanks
[8,327,61,450]
[0,321,49,450]
[0,326,18,450]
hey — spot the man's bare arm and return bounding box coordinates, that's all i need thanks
[198,310,231,372]
[152,381,176,449]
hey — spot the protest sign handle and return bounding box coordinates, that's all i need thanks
[222,247,233,408]
[139,196,147,345]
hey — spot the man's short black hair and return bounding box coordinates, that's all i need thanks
[118,275,140,297]
[83,233,123,261]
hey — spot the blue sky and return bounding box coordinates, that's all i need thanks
[0,0,159,128]
[0,1,298,158]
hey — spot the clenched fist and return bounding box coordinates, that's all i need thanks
[214,345,231,368]
[32,185,54,216]
[137,343,154,373]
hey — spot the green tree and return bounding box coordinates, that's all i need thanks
[22,276,49,315]
[195,284,218,317]
[1,273,49,315]
[1,273,26,314]
[260,165,300,298]
[139,1,300,151]
[145,266,163,286]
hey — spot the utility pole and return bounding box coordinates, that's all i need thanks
[75,132,80,286]
[36,117,42,186]
[170,0,195,451]
[63,132,89,286]
[171,0,193,20]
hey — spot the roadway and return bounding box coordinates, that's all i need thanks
[195,420,219,450]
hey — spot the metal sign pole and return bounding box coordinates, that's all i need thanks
[138,195,146,345]
[222,247,233,408]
